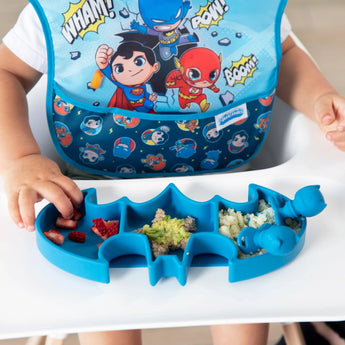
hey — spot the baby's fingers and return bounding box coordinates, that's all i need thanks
[317,93,345,128]
[18,182,75,231]
[34,181,77,220]
[314,95,336,127]
[18,187,41,231]
[54,175,84,210]
[7,191,25,230]
[326,129,345,151]
[333,94,345,118]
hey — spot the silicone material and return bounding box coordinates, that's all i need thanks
[35,183,326,285]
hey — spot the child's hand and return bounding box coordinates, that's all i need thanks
[314,92,345,151]
[2,154,84,232]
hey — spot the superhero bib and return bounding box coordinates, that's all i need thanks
[30,0,287,177]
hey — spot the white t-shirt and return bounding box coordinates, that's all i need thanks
[3,4,292,74]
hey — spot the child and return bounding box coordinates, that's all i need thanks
[1,3,345,345]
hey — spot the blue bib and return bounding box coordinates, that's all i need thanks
[30,0,287,177]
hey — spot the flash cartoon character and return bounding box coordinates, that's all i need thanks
[130,0,198,60]
[227,130,249,154]
[54,96,73,115]
[96,42,160,113]
[176,120,199,132]
[113,137,136,159]
[54,121,72,147]
[141,126,170,146]
[169,138,197,158]
[255,111,271,133]
[141,154,166,170]
[79,143,106,164]
[166,47,221,112]
[80,115,103,136]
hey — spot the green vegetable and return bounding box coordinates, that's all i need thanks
[142,215,191,246]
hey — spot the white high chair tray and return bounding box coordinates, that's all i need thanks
[1,127,345,339]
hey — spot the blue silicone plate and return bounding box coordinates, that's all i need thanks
[35,183,326,285]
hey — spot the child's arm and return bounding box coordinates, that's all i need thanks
[0,44,83,231]
[277,35,345,151]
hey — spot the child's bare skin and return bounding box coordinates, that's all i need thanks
[0,45,83,231]
[277,36,345,151]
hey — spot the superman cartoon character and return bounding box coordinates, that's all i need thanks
[80,115,103,136]
[96,42,160,112]
[141,126,170,146]
[166,47,222,112]
[228,130,249,154]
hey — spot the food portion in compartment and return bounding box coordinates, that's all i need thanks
[43,229,65,245]
[68,231,87,243]
[219,199,301,257]
[42,211,120,246]
[91,218,119,241]
[134,208,196,258]
[55,209,83,229]
[43,209,84,245]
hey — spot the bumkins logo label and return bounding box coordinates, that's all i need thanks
[214,103,248,131]
[224,55,258,87]
[62,0,116,44]
[191,0,229,30]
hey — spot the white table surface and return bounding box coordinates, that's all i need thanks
[1,115,345,339]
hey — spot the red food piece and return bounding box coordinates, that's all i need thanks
[91,226,107,240]
[55,216,78,229]
[92,218,108,236]
[91,218,119,240]
[68,231,86,243]
[72,209,83,221]
[105,220,119,238]
[43,229,65,245]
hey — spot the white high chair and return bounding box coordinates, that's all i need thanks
[23,34,311,345]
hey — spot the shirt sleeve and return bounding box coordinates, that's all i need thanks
[281,13,292,43]
[2,4,47,74]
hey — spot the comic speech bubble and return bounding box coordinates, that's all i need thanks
[224,55,258,87]
[62,0,116,44]
[191,0,229,30]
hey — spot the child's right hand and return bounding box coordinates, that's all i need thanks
[2,154,84,232]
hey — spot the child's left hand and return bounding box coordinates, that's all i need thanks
[314,92,345,151]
